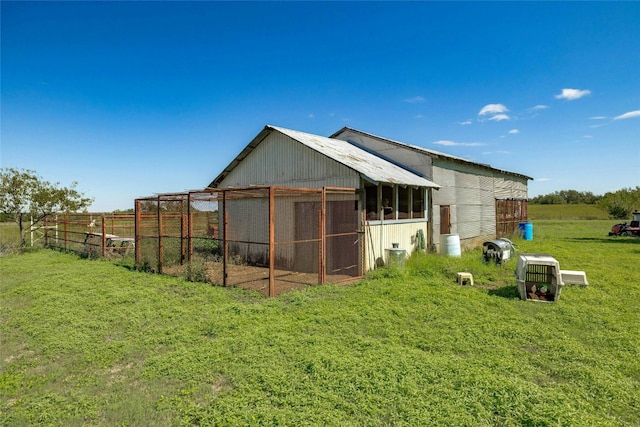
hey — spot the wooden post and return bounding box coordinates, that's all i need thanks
[269,187,275,297]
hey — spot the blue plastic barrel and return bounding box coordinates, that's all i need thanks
[523,222,533,240]
[518,222,527,236]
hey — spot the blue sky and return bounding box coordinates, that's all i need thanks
[2,1,639,212]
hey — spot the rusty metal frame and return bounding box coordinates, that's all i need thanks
[134,185,362,297]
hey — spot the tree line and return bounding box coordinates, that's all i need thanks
[530,187,640,219]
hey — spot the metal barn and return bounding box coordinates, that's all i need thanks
[209,125,441,270]
[331,127,531,251]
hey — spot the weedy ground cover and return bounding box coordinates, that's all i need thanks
[528,204,609,220]
[1,220,638,426]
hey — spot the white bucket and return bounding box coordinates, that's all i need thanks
[440,234,461,257]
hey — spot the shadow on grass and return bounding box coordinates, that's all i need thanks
[565,237,640,245]
[488,285,520,299]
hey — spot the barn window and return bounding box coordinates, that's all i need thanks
[412,188,425,218]
[365,183,379,220]
[381,185,394,219]
[364,183,427,222]
[398,186,409,219]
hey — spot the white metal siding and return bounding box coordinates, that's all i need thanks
[219,132,361,189]
[364,221,429,270]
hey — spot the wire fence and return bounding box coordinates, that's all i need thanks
[43,213,135,258]
[135,186,362,297]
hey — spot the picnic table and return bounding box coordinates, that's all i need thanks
[84,232,135,254]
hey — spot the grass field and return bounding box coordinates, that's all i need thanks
[528,204,610,220]
[1,220,639,426]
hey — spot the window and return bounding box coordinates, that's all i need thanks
[364,183,427,221]
[398,186,409,219]
[365,183,379,220]
[412,188,425,218]
[381,185,394,219]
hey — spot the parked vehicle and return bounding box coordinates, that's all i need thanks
[608,221,640,237]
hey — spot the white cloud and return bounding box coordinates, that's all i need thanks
[508,129,520,134]
[555,88,591,100]
[536,178,551,182]
[433,140,485,147]
[488,114,510,121]
[583,135,593,138]
[483,150,510,155]
[589,116,607,120]
[479,103,508,116]
[307,113,315,119]
[613,110,640,120]
[458,120,473,126]
[530,104,548,111]
[404,96,426,104]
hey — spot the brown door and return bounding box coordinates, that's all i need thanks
[325,200,359,276]
[294,201,320,273]
[440,205,451,234]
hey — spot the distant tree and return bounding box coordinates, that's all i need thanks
[530,190,602,205]
[597,187,640,219]
[0,168,93,247]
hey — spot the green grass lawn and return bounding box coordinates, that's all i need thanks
[528,204,609,220]
[1,220,639,426]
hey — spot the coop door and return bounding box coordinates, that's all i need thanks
[325,200,360,276]
[294,202,320,274]
[440,205,451,234]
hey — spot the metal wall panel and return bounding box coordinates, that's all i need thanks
[335,129,434,179]
[364,221,429,270]
[220,132,361,189]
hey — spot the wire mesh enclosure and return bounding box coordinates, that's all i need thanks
[135,186,362,297]
[43,213,135,257]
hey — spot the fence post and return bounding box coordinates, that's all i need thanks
[64,213,68,251]
[269,187,275,297]
[222,190,228,287]
[319,188,326,285]
[135,200,141,270]
[101,215,107,257]
[158,195,163,274]
[187,192,192,265]
[181,198,187,265]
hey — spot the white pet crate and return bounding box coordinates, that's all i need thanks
[515,254,564,302]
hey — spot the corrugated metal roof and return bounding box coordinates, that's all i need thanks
[331,127,533,181]
[209,125,440,189]
[269,126,440,188]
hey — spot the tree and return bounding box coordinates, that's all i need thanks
[597,187,640,219]
[0,168,93,247]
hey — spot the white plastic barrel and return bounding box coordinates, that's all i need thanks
[440,233,461,257]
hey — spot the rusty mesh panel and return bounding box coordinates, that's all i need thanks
[188,191,223,285]
[325,188,361,282]
[273,188,323,295]
[152,196,191,278]
[137,198,160,271]
[134,186,359,296]
[223,188,271,294]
